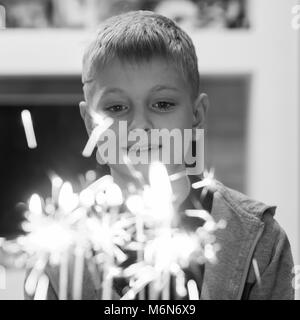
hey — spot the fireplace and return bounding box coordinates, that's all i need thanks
[0,75,249,237]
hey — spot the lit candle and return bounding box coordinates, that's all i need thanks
[102,269,113,300]
[149,162,174,300]
[72,246,85,300]
[175,268,187,298]
[126,194,146,300]
[21,110,37,149]
[136,217,145,300]
[24,257,47,296]
[59,252,69,300]
[161,272,170,300]
[51,175,63,204]
[34,274,49,300]
[148,281,159,300]
[187,279,199,300]
[101,215,113,300]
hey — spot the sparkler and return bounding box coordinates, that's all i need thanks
[0,166,223,300]
[115,162,223,300]
[1,109,225,300]
[3,165,223,301]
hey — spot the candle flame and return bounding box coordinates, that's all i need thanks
[149,162,172,199]
[105,183,123,207]
[52,176,63,188]
[149,162,173,223]
[79,189,95,208]
[58,182,78,213]
[29,194,42,215]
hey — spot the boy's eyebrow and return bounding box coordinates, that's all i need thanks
[102,87,126,95]
[150,85,179,92]
[100,85,179,98]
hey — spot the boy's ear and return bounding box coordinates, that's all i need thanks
[79,100,93,135]
[79,100,88,120]
[192,93,209,130]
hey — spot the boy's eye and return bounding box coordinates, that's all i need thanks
[152,101,175,112]
[105,105,128,114]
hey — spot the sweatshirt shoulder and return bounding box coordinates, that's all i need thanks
[212,180,277,222]
[212,181,292,264]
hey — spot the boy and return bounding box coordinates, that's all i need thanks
[44,10,294,299]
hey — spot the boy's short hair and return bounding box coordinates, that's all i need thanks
[82,10,200,101]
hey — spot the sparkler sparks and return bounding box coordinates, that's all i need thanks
[21,110,37,149]
[82,115,114,157]
[192,168,215,190]
[58,182,79,213]
[252,258,262,287]
[28,194,43,216]
[149,161,173,224]
[0,158,223,300]
[0,108,227,300]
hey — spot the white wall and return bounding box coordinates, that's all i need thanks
[193,0,299,283]
[247,0,299,276]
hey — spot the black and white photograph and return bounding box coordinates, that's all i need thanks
[0,0,299,303]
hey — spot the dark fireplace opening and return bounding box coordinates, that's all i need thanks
[0,75,248,237]
[0,76,109,237]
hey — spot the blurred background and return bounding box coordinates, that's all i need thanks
[0,0,299,299]
[0,0,249,29]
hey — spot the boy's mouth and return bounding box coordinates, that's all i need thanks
[125,144,162,154]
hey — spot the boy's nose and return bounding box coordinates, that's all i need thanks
[128,110,153,132]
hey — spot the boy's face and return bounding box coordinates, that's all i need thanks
[81,57,207,182]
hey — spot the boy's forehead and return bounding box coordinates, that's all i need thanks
[89,57,188,94]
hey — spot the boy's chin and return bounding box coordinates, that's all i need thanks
[109,162,184,186]
[96,150,186,184]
